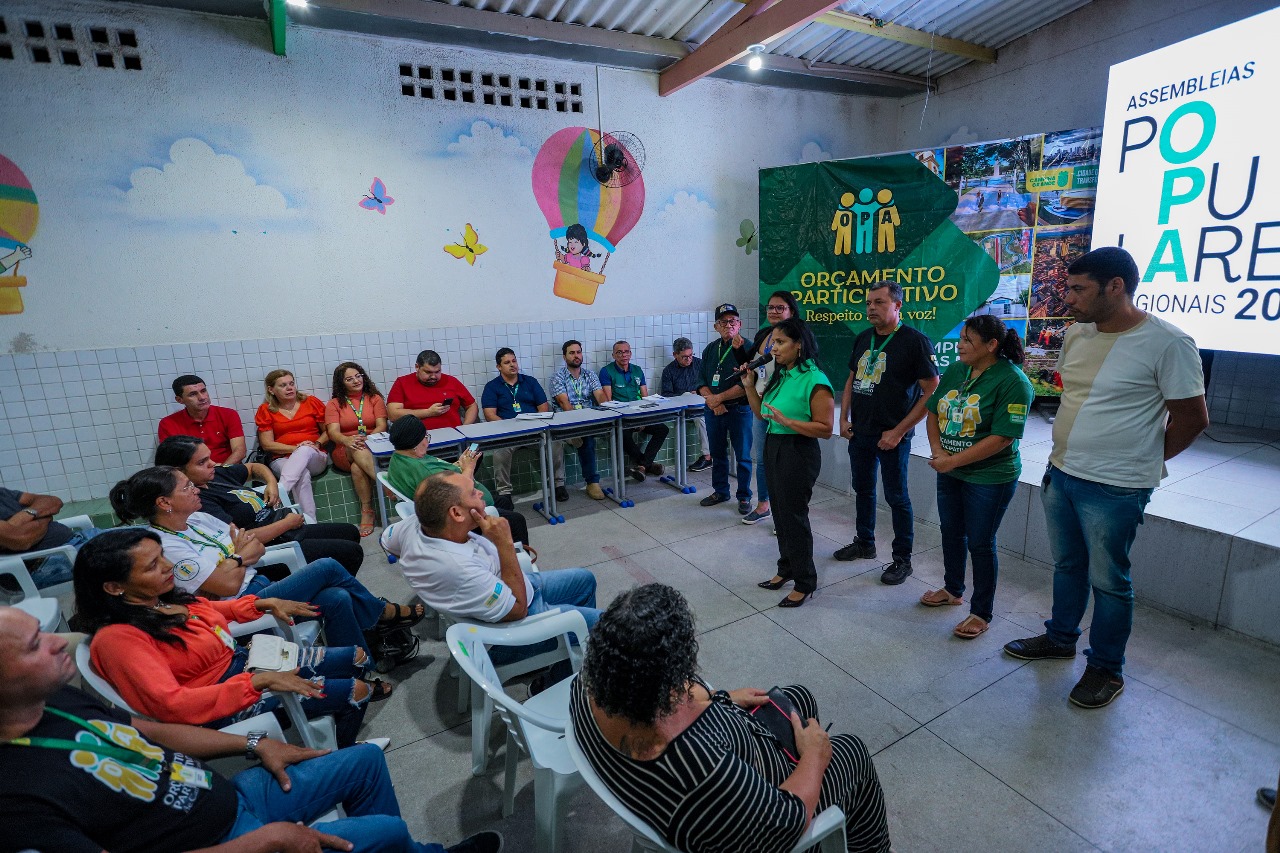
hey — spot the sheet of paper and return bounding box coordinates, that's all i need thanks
[365,432,394,454]
[515,412,554,420]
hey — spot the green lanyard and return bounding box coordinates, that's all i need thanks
[716,340,735,367]
[865,324,900,367]
[155,521,233,559]
[567,373,585,405]
[348,395,367,436]
[7,707,164,772]
[958,367,978,397]
[506,380,521,399]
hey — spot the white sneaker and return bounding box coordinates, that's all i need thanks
[360,737,392,751]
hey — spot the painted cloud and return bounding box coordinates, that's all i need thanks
[124,138,293,224]
[799,142,832,163]
[654,190,716,228]
[446,120,532,160]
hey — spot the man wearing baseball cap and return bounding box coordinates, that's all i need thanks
[695,304,753,514]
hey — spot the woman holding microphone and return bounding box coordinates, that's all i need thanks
[740,290,802,525]
[742,318,834,608]
[922,315,1034,639]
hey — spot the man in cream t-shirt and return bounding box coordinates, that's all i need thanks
[1004,247,1208,709]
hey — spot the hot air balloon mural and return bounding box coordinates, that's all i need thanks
[0,155,37,315]
[531,127,644,305]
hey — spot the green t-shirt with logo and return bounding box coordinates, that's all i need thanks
[926,358,1034,484]
[600,363,646,402]
[387,452,494,506]
[762,361,834,435]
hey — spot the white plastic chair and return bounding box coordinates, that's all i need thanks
[0,514,95,630]
[563,701,848,853]
[447,612,590,853]
[76,614,337,751]
[376,471,411,530]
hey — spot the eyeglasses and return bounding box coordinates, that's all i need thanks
[766,305,788,312]
[716,318,741,326]
[177,481,199,493]
[343,374,364,383]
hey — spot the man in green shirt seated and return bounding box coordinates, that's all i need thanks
[599,339,669,482]
[385,415,530,546]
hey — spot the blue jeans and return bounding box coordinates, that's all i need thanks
[849,433,914,559]
[751,415,770,503]
[707,404,753,501]
[489,568,601,680]
[27,528,106,588]
[245,558,386,657]
[223,742,444,852]
[576,437,600,484]
[936,474,1019,623]
[1041,465,1153,676]
[216,644,370,748]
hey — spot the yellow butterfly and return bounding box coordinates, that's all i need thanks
[443,223,488,265]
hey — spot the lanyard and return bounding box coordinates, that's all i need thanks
[348,395,367,435]
[7,707,164,772]
[865,324,900,367]
[155,522,233,559]
[567,372,585,404]
[505,380,521,400]
[958,367,978,397]
[715,340,735,367]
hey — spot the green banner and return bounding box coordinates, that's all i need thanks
[759,154,999,392]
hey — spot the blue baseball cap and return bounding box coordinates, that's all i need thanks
[714,303,740,319]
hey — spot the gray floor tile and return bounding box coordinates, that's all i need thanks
[614,490,748,545]
[808,498,944,557]
[875,728,1096,853]
[589,545,757,633]
[695,613,920,754]
[763,566,1032,723]
[927,665,1280,852]
[522,509,662,568]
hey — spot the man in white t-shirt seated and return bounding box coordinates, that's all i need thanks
[381,471,601,673]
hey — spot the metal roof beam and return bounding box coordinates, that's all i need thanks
[817,9,996,64]
[659,0,845,96]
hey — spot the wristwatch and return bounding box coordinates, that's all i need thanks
[229,553,245,567]
[244,730,267,760]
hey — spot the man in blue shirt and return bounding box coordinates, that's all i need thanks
[600,340,668,482]
[481,347,551,511]
[550,340,608,501]
[661,336,712,472]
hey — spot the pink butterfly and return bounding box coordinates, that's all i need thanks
[358,177,394,214]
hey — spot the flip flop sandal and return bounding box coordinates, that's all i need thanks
[359,508,376,538]
[953,615,989,639]
[921,588,964,607]
[377,600,426,631]
[365,679,394,702]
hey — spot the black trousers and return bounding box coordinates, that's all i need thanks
[765,433,822,594]
[284,523,365,577]
[623,424,669,467]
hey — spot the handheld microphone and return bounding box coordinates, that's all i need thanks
[737,353,773,374]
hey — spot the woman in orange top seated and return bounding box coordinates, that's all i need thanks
[255,369,328,522]
[325,362,388,537]
[70,528,388,747]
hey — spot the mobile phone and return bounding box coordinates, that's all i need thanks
[442,397,455,406]
[466,443,480,454]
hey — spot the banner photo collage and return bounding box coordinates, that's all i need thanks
[759,127,1101,397]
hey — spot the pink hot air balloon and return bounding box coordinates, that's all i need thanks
[531,127,645,305]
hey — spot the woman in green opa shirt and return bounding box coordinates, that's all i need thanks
[923,315,1034,639]
[742,318,835,609]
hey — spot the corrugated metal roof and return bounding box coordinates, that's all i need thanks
[443,0,1096,80]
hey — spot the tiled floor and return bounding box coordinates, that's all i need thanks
[335,465,1279,852]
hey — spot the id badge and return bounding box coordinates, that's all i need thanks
[512,401,522,413]
[711,373,720,385]
[573,403,583,410]
[171,762,213,789]
[212,624,237,652]
[950,408,964,425]
[855,378,869,393]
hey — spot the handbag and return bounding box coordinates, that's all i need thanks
[245,634,299,672]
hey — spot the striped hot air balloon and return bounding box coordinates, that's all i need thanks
[532,127,645,305]
[0,155,38,315]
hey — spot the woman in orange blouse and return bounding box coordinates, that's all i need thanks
[255,369,328,522]
[325,362,388,537]
[70,528,389,747]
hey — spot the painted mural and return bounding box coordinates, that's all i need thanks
[0,155,37,315]
[531,127,645,306]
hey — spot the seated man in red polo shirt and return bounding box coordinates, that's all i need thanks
[386,349,479,429]
[157,374,246,464]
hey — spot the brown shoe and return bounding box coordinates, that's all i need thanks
[585,482,605,500]
[645,463,664,475]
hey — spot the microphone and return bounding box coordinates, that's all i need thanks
[736,353,773,374]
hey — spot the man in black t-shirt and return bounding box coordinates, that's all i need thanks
[836,282,940,584]
[0,606,500,853]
